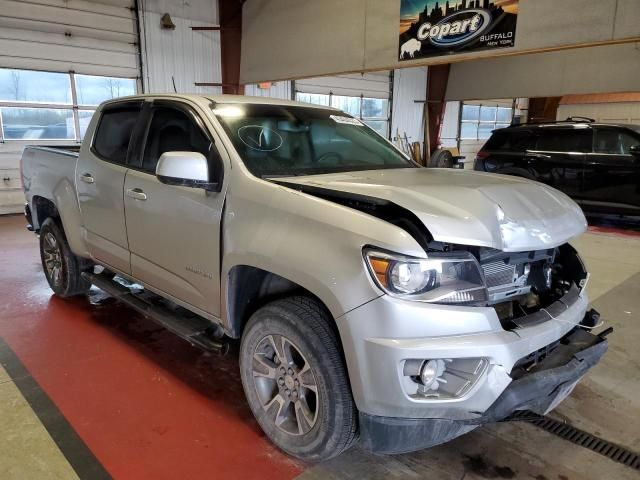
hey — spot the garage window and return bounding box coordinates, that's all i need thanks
[295,93,390,138]
[0,68,136,142]
[461,103,512,140]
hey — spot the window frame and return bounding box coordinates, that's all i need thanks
[460,102,513,141]
[90,100,144,166]
[0,68,137,143]
[132,99,225,185]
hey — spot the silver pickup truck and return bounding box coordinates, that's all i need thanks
[21,94,609,461]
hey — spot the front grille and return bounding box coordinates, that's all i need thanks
[482,261,516,288]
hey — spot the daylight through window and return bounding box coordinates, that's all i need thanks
[296,92,390,138]
[460,103,513,140]
[0,68,137,141]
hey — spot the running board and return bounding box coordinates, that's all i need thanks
[82,272,228,354]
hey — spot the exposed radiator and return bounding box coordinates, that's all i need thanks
[482,261,517,288]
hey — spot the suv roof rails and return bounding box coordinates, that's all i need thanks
[506,116,596,128]
[564,116,595,123]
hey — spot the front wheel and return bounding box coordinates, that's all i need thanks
[39,217,90,297]
[239,297,357,461]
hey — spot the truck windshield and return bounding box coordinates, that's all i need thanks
[212,103,416,177]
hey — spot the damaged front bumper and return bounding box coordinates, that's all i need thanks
[358,327,609,454]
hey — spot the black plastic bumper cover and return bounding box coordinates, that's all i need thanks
[359,328,608,454]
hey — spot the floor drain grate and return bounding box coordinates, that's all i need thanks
[505,410,640,470]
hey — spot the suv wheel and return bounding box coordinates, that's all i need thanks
[39,217,91,297]
[239,296,357,461]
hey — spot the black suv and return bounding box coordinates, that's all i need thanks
[474,118,640,216]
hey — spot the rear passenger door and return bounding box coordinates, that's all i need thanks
[77,101,142,274]
[123,100,227,318]
[525,127,591,198]
[582,127,640,214]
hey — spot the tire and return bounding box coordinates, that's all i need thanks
[430,148,454,168]
[39,217,91,297]
[239,296,357,461]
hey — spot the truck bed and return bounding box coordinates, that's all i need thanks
[21,144,81,230]
[24,144,81,156]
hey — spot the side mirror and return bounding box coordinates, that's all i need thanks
[156,151,219,191]
[630,145,640,157]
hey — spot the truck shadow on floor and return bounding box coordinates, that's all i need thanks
[79,288,258,430]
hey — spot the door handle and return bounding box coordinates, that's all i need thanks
[80,173,95,184]
[526,152,551,160]
[126,188,147,201]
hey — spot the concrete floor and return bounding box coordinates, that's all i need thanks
[0,213,639,479]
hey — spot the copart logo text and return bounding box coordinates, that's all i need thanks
[416,9,491,47]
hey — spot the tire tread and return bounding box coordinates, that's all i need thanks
[274,296,358,456]
[241,295,358,460]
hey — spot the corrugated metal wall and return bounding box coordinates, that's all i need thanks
[138,0,222,94]
[295,72,390,99]
[557,102,640,125]
[0,0,138,77]
[390,66,426,146]
[0,140,30,214]
[244,81,292,99]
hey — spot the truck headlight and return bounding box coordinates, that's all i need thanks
[364,248,488,305]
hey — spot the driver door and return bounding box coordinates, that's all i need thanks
[123,100,227,317]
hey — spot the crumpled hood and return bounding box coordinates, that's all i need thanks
[276,168,587,252]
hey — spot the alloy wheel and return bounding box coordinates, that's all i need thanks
[252,334,319,436]
[43,232,63,286]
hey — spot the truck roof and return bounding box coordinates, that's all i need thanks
[101,93,339,111]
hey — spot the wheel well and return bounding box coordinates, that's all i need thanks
[226,265,334,338]
[32,196,59,229]
[496,168,536,181]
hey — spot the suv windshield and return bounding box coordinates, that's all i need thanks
[212,103,415,177]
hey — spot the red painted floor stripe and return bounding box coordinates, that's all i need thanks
[0,216,303,480]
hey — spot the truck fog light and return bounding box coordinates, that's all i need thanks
[420,360,439,388]
[403,357,489,400]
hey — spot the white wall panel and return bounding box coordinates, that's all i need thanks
[440,101,460,148]
[138,0,222,94]
[390,66,426,146]
[0,0,138,77]
[446,43,640,101]
[244,81,292,100]
[557,102,640,125]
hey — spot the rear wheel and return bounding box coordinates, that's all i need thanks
[39,217,90,297]
[239,296,357,461]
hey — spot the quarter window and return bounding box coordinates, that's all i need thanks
[93,107,141,164]
[483,130,536,152]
